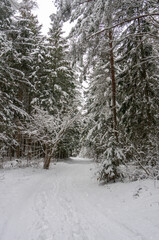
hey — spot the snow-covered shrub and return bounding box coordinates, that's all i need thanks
[97,137,125,183]
[1,158,44,169]
[97,159,117,182]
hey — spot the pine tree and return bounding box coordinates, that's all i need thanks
[55,0,159,181]
[0,0,22,157]
[0,0,43,158]
[84,52,111,158]
[32,13,80,165]
[48,14,80,159]
[5,0,43,158]
[55,0,123,180]
[13,0,42,114]
[33,14,76,113]
[116,0,159,166]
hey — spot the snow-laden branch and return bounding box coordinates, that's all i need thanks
[8,0,19,9]
[24,106,81,168]
[88,13,159,39]
[25,107,69,144]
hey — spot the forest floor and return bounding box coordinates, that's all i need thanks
[0,157,159,240]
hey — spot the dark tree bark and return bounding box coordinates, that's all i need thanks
[43,145,54,169]
[109,30,118,142]
[43,155,52,169]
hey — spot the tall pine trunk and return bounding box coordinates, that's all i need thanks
[108,0,118,142]
[109,29,118,142]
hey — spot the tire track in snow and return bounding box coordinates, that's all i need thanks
[52,164,130,240]
[57,178,89,240]
[1,169,55,240]
[61,163,148,240]
[1,161,158,240]
[0,170,43,240]
[34,191,54,240]
[31,171,60,240]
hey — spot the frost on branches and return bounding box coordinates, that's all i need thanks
[25,106,80,169]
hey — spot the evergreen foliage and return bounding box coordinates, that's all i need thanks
[116,0,159,167]
[33,14,76,114]
[56,0,159,182]
[0,0,80,165]
[1,0,158,177]
[0,0,21,155]
[13,0,42,114]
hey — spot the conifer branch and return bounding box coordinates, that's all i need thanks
[88,13,159,39]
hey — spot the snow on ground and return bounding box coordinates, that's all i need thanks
[0,157,159,240]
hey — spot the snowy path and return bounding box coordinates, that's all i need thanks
[0,158,159,240]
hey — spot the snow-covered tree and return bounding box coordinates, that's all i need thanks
[25,106,81,169]
[55,0,122,180]
[116,0,159,165]
[5,0,43,157]
[33,14,76,113]
[0,0,23,156]
[13,0,42,114]
[32,13,81,162]
[55,0,159,181]
[0,0,44,159]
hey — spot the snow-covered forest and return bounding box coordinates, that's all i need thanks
[1,0,158,179]
[0,0,159,239]
[0,0,82,169]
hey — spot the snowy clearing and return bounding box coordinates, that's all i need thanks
[0,158,159,240]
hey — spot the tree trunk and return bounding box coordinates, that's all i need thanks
[43,145,52,169]
[43,155,52,169]
[16,127,21,158]
[137,18,151,126]
[16,84,23,158]
[109,29,118,142]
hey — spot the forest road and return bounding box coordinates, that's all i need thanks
[0,157,158,240]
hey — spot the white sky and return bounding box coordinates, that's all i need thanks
[35,0,56,35]
[35,0,72,36]
[16,0,72,36]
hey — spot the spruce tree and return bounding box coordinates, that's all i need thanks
[13,0,42,114]
[48,14,79,158]
[7,0,42,158]
[34,14,76,113]
[0,0,21,156]
[55,0,159,181]
[32,13,80,162]
[116,0,159,166]
[55,0,123,180]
